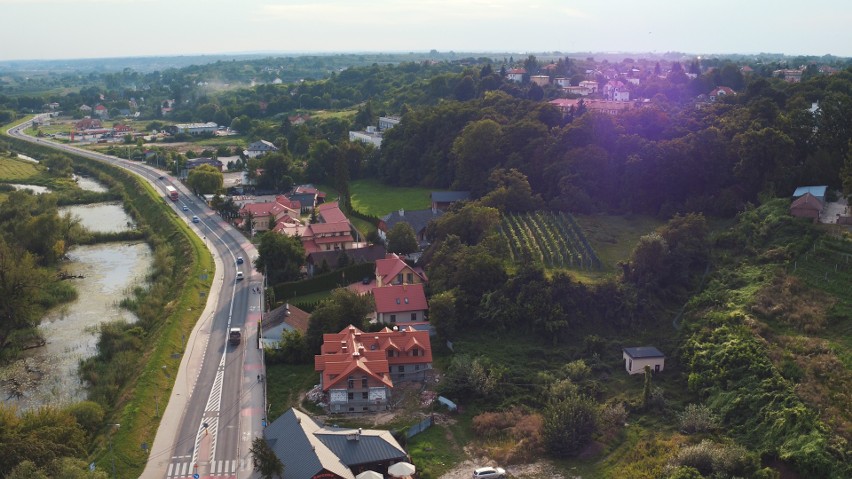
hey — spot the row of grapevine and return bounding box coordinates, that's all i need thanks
[499,211,601,271]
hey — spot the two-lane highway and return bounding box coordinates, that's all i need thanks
[7,117,266,479]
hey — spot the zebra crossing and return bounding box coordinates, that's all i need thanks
[165,458,241,477]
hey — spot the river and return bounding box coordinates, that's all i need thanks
[1,196,150,409]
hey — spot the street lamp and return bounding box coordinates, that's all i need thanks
[109,423,121,479]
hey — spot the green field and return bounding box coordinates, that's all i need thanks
[0,155,41,181]
[350,178,439,217]
[576,214,663,271]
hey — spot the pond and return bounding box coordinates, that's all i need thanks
[74,174,109,193]
[8,183,51,194]
[0,242,153,409]
[61,202,135,233]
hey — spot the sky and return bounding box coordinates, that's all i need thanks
[2,0,852,61]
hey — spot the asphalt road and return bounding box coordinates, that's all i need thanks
[7,117,266,479]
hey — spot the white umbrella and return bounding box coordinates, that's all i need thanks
[356,471,384,479]
[388,461,416,477]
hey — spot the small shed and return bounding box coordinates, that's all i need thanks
[623,346,665,375]
[790,192,822,221]
[792,185,827,203]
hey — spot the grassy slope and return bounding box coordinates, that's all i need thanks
[0,155,41,181]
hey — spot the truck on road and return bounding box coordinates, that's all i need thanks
[228,327,241,345]
[166,185,179,201]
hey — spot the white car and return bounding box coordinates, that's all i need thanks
[236,271,244,281]
[473,467,506,479]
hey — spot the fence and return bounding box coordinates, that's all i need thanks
[405,416,434,439]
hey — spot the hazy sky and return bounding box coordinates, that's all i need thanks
[3,0,851,61]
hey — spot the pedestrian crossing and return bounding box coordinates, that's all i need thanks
[166,459,240,477]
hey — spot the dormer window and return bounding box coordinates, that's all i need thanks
[404,297,409,304]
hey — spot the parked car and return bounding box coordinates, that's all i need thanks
[473,467,506,479]
[236,271,244,280]
[236,256,244,265]
[192,215,199,223]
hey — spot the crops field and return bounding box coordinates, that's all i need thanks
[0,156,40,181]
[500,211,601,270]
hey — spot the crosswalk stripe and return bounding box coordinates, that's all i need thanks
[167,463,174,477]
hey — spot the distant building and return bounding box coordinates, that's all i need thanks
[167,122,218,135]
[372,283,428,325]
[623,346,665,375]
[709,86,736,101]
[243,140,279,158]
[184,157,223,171]
[378,208,443,245]
[378,116,401,131]
[790,193,823,221]
[430,191,470,211]
[530,75,550,87]
[349,127,383,148]
[773,69,804,83]
[792,185,828,203]
[506,68,526,83]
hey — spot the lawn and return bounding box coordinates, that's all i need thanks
[0,155,41,181]
[265,363,318,420]
[575,214,663,272]
[350,179,439,217]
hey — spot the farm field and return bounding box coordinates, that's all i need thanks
[0,155,41,181]
[500,211,602,271]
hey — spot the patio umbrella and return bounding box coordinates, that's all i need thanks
[388,461,416,477]
[356,471,384,479]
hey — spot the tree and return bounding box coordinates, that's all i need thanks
[305,289,375,353]
[542,394,598,457]
[250,437,284,479]
[386,222,418,255]
[0,238,51,351]
[255,232,305,284]
[428,290,457,339]
[454,75,476,101]
[186,164,223,195]
[451,119,503,195]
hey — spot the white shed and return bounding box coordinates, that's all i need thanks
[623,346,665,375]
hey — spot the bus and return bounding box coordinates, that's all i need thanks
[166,185,178,201]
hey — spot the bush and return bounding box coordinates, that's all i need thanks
[671,440,758,478]
[678,404,717,434]
[542,395,598,457]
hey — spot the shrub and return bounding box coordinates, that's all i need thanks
[599,401,628,434]
[671,440,758,478]
[542,395,598,457]
[678,404,717,434]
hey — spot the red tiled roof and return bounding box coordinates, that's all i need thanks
[791,192,822,211]
[508,68,526,74]
[313,234,354,245]
[314,325,433,391]
[317,202,348,223]
[372,284,428,313]
[309,222,350,235]
[376,253,426,285]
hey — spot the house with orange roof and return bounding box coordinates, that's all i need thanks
[375,253,427,287]
[300,202,356,254]
[238,196,301,235]
[506,68,526,83]
[709,86,736,101]
[315,325,433,412]
[372,283,428,325]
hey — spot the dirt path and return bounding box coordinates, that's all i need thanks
[437,458,574,479]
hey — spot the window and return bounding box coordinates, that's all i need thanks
[361,376,368,388]
[415,364,421,371]
[390,314,396,323]
[398,365,404,373]
[396,273,403,284]
[411,313,417,321]
[348,376,354,389]
[407,273,413,283]
[412,348,419,357]
[387,350,394,358]
[347,392,353,400]
[362,392,368,399]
